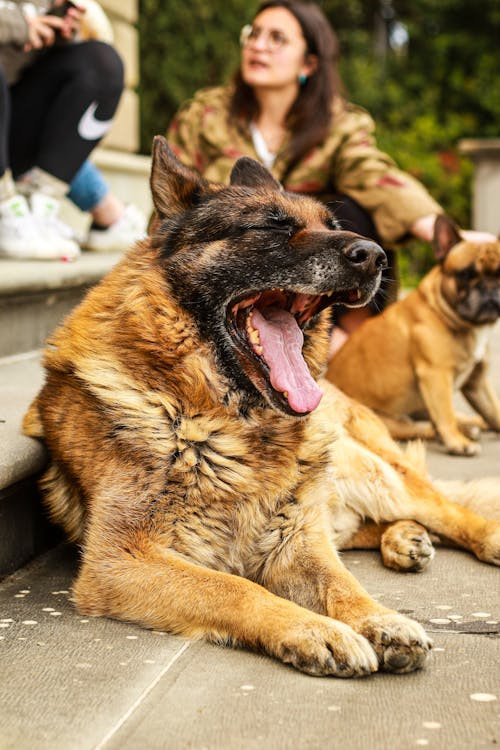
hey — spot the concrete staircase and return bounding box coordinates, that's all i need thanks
[0,252,123,577]
[0,144,151,577]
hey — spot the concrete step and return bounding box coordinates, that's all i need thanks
[0,352,56,577]
[0,146,151,361]
[0,253,122,359]
[0,544,498,749]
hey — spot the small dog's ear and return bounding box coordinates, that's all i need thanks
[230,157,283,191]
[433,214,462,260]
[150,136,207,219]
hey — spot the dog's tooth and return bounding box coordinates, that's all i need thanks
[356,289,362,300]
[255,345,263,355]
[249,329,260,344]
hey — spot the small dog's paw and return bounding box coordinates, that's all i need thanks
[473,522,500,566]
[445,436,481,456]
[381,521,435,572]
[277,617,378,677]
[461,424,481,441]
[457,414,488,440]
[357,612,432,673]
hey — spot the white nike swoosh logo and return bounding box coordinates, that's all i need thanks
[77,102,114,141]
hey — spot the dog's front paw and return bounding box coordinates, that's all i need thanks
[381,521,435,572]
[276,617,378,677]
[444,435,481,456]
[356,613,432,673]
[472,522,500,566]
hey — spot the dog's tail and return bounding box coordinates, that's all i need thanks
[40,461,86,542]
[23,397,87,540]
[402,440,428,476]
[433,478,500,521]
[22,395,44,438]
[402,439,499,520]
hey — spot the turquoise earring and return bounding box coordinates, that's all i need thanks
[298,73,308,86]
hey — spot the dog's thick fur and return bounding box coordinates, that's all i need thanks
[327,215,500,455]
[23,139,500,678]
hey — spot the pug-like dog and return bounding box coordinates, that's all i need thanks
[327,215,500,455]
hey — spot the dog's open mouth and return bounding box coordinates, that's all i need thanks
[228,287,362,415]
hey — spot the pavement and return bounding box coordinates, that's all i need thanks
[0,327,499,750]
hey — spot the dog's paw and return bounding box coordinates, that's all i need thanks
[473,522,500,566]
[381,521,435,572]
[276,617,378,677]
[457,414,488,440]
[461,424,481,441]
[357,612,432,673]
[445,436,481,456]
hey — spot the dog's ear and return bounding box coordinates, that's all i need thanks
[230,157,283,191]
[150,136,207,219]
[433,214,462,260]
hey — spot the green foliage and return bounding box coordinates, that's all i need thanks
[326,0,499,282]
[138,0,259,153]
[138,0,500,283]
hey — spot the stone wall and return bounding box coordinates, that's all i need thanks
[459,139,500,236]
[99,0,140,153]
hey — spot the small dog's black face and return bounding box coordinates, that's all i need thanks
[150,138,386,415]
[435,216,500,325]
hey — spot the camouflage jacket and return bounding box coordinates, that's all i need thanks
[167,85,442,246]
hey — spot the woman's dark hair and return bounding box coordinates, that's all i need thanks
[230,0,343,172]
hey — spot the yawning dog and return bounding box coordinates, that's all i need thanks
[23,138,500,677]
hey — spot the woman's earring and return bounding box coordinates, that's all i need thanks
[298,73,308,86]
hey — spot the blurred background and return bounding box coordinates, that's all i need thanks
[137,0,499,285]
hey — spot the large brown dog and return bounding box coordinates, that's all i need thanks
[23,138,500,678]
[327,215,500,455]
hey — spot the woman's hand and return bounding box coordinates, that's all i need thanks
[23,14,66,50]
[62,3,86,39]
[411,214,496,244]
[23,3,85,52]
[460,229,498,243]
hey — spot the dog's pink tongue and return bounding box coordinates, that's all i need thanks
[251,307,323,413]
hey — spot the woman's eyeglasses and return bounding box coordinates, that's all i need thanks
[240,24,290,52]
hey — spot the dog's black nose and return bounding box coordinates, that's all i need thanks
[343,240,387,274]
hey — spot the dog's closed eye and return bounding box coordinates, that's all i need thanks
[456,265,478,281]
[248,212,302,237]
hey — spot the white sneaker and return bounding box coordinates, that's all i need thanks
[84,203,147,253]
[0,194,70,260]
[30,192,81,261]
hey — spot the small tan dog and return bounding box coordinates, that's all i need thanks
[327,215,500,455]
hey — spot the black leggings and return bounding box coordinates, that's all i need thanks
[327,194,399,314]
[0,40,123,183]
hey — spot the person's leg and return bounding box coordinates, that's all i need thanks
[0,64,10,187]
[10,40,124,184]
[67,159,109,212]
[8,41,123,257]
[0,64,63,259]
[67,159,146,252]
